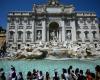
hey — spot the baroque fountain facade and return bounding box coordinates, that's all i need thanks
[6,0,100,59]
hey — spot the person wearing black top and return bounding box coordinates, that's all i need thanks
[78,70,86,80]
[53,72,60,80]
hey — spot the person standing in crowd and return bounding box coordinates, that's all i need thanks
[27,71,32,80]
[11,67,17,80]
[17,72,24,80]
[78,70,86,80]
[95,65,100,80]
[36,70,40,79]
[68,66,73,74]
[70,70,78,80]
[75,68,80,78]
[0,68,6,80]
[67,66,77,80]
[38,71,44,80]
[45,72,50,80]
[61,68,69,80]
[8,65,17,80]
[53,72,60,80]
[85,69,92,80]
[0,68,4,79]
[32,69,37,79]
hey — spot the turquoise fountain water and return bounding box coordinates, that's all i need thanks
[0,59,100,79]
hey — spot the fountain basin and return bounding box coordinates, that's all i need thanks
[0,59,100,79]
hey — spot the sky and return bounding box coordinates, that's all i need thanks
[0,0,100,29]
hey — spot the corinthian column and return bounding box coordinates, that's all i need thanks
[71,20,76,42]
[61,20,65,42]
[42,20,46,42]
[32,20,35,42]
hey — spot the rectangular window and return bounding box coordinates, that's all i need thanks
[27,32,31,39]
[66,20,70,26]
[18,44,21,49]
[9,32,14,39]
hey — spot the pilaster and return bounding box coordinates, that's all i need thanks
[71,20,76,42]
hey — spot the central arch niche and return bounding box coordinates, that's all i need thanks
[49,22,59,41]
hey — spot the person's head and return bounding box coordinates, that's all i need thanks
[95,65,100,72]
[46,72,49,76]
[86,69,91,75]
[11,67,15,71]
[62,68,67,73]
[11,65,15,69]
[19,72,23,77]
[0,68,3,72]
[33,69,36,73]
[69,65,73,69]
[27,71,32,76]
[80,70,83,75]
[40,71,43,76]
[75,68,79,74]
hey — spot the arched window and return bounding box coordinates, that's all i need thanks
[84,31,89,39]
[18,31,23,39]
[18,44,21,49]
[9,31,14,39]
[76,31,81,39]
[26,31,31,39]
[92,31,96,38]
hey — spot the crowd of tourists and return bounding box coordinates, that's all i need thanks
[0,65,100,80]
[0,50,7,58]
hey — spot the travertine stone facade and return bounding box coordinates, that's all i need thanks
[7,0,100,49]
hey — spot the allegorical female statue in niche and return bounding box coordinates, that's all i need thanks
[37,31,42,40]
[67,31,71,40]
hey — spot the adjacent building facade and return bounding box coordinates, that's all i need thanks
[7,0,100,49]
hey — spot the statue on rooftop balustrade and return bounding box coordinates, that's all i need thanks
[48,0,59,6]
